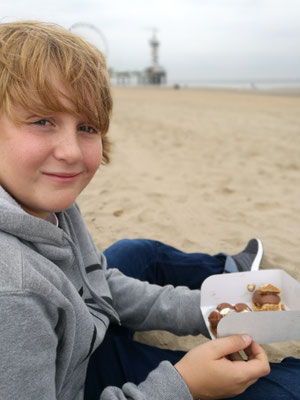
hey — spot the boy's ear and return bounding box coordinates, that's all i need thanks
[101,136,111,165]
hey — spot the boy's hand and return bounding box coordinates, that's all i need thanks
[174,335,270,399]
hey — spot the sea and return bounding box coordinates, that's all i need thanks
[110,77,300,93]
[166,79,300,92]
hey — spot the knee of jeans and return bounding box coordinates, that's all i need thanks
[105,239,150,254]
[281,356,300,365]
[113,238,150,250]
[110,239,133,249]
[104,239,157,265]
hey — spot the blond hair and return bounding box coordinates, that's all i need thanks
[0,20,112,163]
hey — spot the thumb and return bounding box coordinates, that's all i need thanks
[211,334,252,359]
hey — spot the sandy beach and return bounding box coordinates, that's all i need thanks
[78,86,300,362]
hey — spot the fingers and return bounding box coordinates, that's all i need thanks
[232,343,270,381]
[209,334,252,359]
[244,342,271,378]
[240,359,269,383]
[246,378,258,387]
[227,351,244,361]
[211,337,270,384]
[245,341,268,362]
[174,338,270,400]
[230,341,268,364]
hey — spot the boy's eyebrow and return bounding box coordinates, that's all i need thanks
[16,109,99,126]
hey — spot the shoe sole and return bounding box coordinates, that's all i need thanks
[250,238,263,271]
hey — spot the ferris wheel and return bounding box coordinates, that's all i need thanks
[69,22,109,59]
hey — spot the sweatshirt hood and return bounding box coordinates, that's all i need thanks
[0,185,120,324]
[0,185,65,244]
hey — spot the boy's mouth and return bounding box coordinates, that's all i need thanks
[42,172,82,183]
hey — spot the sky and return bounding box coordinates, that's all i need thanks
[1,0,300,84]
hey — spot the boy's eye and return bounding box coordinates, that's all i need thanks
[79,125,97,134]
[33,119,51,126]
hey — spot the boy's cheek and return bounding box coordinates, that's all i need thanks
[90,141,103,172]
[83,149,102,184]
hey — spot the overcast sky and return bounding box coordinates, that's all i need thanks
[1,0,300,83]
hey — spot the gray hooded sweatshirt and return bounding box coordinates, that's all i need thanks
[0,185,207,400]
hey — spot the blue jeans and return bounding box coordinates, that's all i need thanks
[85,239,300,400]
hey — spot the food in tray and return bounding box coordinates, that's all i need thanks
[252,283,285,311]
[234,303,252,312]
[208,302,252,337]
[247,283,256,292]
[207,283,285,337]
[208,311,223,337]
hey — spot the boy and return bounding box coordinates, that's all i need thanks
[0,21,298,400]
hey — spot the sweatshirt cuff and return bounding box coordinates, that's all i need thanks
[123,361,193,400]
[180,290,210,338]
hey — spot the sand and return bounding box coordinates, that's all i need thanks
[78,86,300,362]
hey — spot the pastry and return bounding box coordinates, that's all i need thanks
[247,284,256,292]
[234,303,252,312]
[252,283,285,311]
[208,302,252,337]
[208,311,223,337]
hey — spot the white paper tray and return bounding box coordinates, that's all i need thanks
[200,269,300,344]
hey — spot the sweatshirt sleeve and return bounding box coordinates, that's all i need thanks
[0,293,58,399]
[100,361,193,400]
[105,268,209,337]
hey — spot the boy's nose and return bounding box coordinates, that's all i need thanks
[53,130,83,163]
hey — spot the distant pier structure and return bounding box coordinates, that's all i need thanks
[143,30,167,85]
[111,30,167,86]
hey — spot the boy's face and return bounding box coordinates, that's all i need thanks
[0,83,103,219]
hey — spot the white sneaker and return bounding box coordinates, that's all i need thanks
[231,238,263,272]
